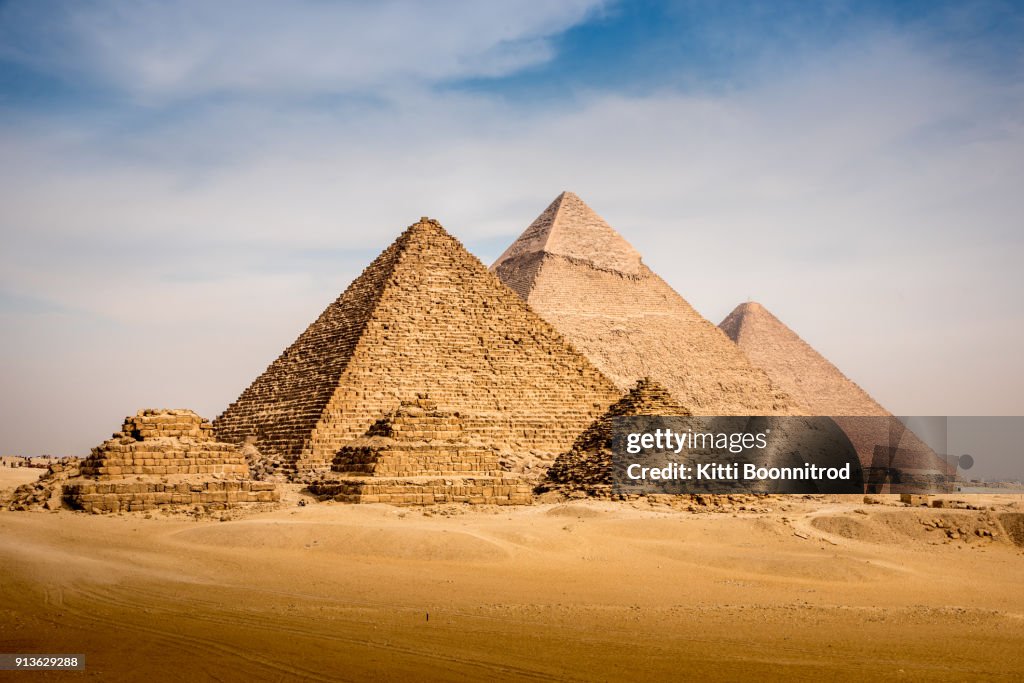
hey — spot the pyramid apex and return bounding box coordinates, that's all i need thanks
[492,192,643,275]
[409,216,443,229]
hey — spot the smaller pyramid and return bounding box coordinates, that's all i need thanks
[79,409,251,479]
[719,302,888,416]
[63,409,278,514]
[309,396,531,506]
[544,378,692,496]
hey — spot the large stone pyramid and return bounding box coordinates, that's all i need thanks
[492,192,795,415]
[718,301,889,416]
[215,218,621,476]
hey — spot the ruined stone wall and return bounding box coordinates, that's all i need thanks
[60,409,277,513]
[309,477,531,506]
[311,397,533,505]
[329,398,506,478]
[64,480,279,514]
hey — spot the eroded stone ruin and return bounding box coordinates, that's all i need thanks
[309,396,531,505]
[63,409,278,513]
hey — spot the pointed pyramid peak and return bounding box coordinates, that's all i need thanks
[720,301,776,343]
[402,216,449,238]
[718,301,890,417]
[611,377,692,417]
[492,192,644,275]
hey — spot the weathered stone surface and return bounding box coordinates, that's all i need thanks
[311,396,531,506]
[544,378,691,496]
[78,409,250,479]
[64,480,280,514]
[492,192,795,415]
[215,218,620,477]
[58,409,277,513]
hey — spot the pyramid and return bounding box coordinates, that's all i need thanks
[544,378,692,495]
[718,302,888,416]
[492,192,795,415]
[309,396,531,505]
[214,218,621,476]
[62,409,278,514]
[719,302,952,486]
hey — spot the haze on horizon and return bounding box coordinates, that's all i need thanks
[1,1,1022,461]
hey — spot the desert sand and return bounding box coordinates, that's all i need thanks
[2,483,1023,682]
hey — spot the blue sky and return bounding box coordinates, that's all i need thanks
[1,1,1023,474]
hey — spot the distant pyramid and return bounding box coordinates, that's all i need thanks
[492,192,795,415]
[718,302,888,416]
[545,378,692,495]
[215,218,621,476]
[719,301,951,484]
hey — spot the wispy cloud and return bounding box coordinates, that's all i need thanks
[0,0,606,100]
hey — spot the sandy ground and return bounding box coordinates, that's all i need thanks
[1,493,1023,682]
[0,466,45,496]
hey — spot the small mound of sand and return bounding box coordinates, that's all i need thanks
[545,504,607,519]
[811,515,900,544]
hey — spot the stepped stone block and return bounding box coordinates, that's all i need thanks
[78,409,250,479]
[63,409,277,512]
[311,397,531,505]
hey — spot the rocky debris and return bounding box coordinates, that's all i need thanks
[492,192,796,416]
[6,458,79,511]
[214,217,620,479]
[241,439,285,482]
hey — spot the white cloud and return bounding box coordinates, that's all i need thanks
[0,0,605,100]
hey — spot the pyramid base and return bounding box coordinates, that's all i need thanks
[63,480,280,514]
[309,475,532,506]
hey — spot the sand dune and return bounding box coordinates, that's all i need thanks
[1,495,1023,681]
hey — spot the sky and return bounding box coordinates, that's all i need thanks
[1,1,1023,470]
